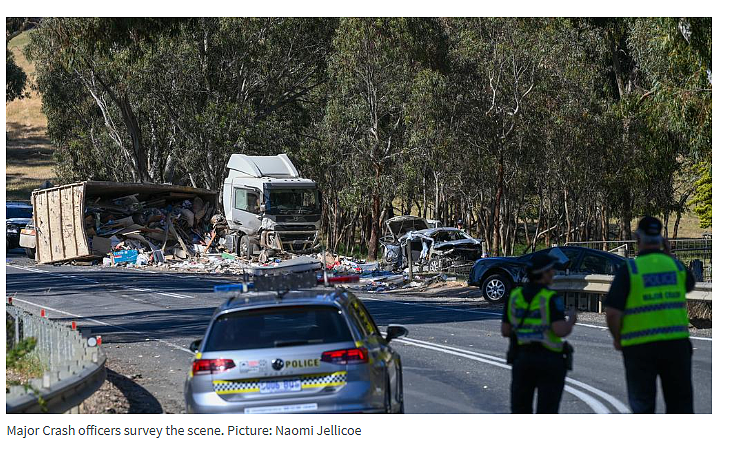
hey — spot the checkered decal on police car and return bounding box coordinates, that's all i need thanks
[301,371,347,388]
[213,371,347,394]
[213,379,259,394]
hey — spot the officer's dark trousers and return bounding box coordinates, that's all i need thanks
[622,338,694,414]
[511,346,566,413]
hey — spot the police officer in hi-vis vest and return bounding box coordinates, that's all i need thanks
[605,216,696,413]
[501,253,577,413]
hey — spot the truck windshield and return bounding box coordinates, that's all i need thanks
[267,188,320,214]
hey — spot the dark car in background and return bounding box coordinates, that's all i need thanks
[468,246,626,302]
[6,201,33,250]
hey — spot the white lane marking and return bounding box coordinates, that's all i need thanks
[563,378,631,413]
[7,265,103,286]
[399,336,630,413]
[117,285,194,299]
[576,323,609,330]
[364,296,712,341]
[563,386,611,414]
[393,337,611,414]
[8,265,196,299]
[121,285,152,292]
[7,264,48,273]
[123,266,208,281]
[10,297,194,355]
[157,292,190,299]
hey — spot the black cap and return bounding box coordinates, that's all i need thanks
[637,216,662,237]
[528,254,556,275]
[457,219,463,225]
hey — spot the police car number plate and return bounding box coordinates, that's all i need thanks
[259,379,301,394]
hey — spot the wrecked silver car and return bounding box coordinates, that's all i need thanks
[403,228,482,272]
[381,217,481,272]
[380,216,429,269]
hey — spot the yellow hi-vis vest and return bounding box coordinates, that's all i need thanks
[620,253,689,347]
[507,287,563,352]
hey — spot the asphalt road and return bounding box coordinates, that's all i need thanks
[5,252,712,414]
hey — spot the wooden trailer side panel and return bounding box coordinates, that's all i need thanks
[34,183,88,263]
[34,190,52,263]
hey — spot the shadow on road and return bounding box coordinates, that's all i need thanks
[5,265,234,297]
[72,307,215,345]
[106,368,164,414]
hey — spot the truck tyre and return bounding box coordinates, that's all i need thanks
[481,274,512,303]
[238,235,252,259]
[25,247,36,259]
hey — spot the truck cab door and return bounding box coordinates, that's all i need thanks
[230,187,262,233]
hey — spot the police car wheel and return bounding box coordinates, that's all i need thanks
[481,274,511,302]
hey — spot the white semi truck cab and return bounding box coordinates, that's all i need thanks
[222,154,321,256]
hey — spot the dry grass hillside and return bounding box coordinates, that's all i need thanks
[6,31,55,202]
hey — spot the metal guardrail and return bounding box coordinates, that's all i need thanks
[551,274,712,316]
[6,303,107,413]
[566,238,712,282]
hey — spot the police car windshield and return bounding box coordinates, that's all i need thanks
[204,305,353,352]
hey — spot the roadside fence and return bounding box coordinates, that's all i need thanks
[6,301,106,413]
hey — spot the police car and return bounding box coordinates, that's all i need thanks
[184,258,407,414]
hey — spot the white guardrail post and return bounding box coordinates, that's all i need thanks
[6,302,107,413]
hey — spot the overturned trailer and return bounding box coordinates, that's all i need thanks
[27,181,218,264]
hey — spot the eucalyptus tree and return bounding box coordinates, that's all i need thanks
[323,18,447,260]
[27,18,184,182]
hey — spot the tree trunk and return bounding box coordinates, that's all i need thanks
[564,187,571,244]
[673,192,691,239]
[673,212,681,239]
[118,94,150,182]
[492,152,504,255]
[620,196,632,240]
[367,166,381,262]
[601,203,609,249]
[434,172,440,222]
